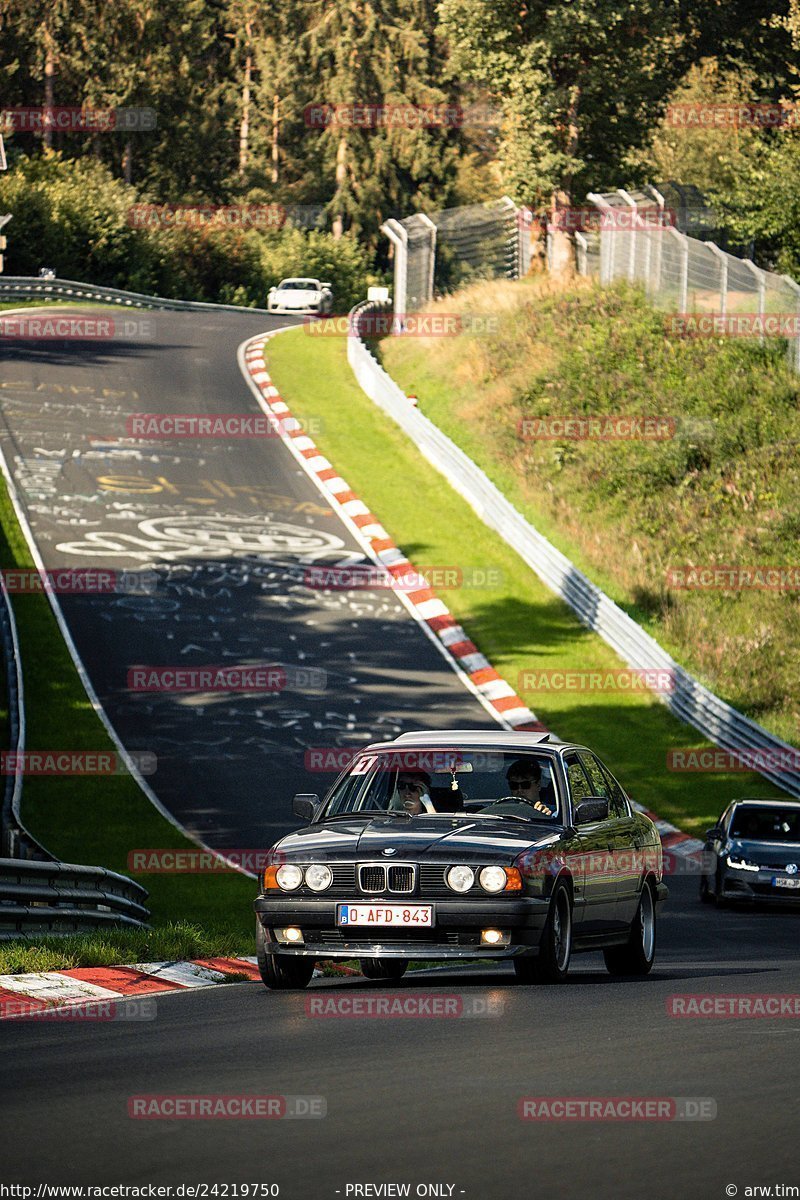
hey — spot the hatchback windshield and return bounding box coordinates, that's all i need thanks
[730,805,800,843]
[321,749,561,821]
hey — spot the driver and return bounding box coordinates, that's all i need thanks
[505,759,554,816]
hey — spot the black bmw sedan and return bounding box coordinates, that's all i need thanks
[254,730,668,988]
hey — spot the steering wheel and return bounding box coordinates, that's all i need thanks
[480,796,553,817]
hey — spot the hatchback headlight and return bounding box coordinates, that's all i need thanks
[275,863,303,890]
[447,865,475,893]
[726,855,759,873]
[305,863,333,892]
[479,866,508,894]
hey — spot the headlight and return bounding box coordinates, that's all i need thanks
[275,863,303,890]
[305,863,333,892]
[446,865,475,893]
[479,866,508,893]
[726,855,759,873]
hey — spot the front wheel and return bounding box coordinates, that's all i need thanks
[256,921,315,990]
[604,880,656,976]
[514,881,572,984]
[359,958,408,981]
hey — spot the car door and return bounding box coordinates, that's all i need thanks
[580,751,639,928]
[563,752,617,934]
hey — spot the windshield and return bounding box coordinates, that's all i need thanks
[320,749,561,821]
[279,280,317,290]
[730,805,800,843]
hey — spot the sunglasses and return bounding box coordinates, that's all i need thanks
[398,781,424,792]
[508,779,538,789]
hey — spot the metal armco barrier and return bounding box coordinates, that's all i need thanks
[0,858,149,938]
[347,302,800,799]
[0,275,274,314]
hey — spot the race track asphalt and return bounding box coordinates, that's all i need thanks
[1,877,799,1196]
[0,309,493,848]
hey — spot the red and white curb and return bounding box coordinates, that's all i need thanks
[242,334,703,862]
[242,337,545,734]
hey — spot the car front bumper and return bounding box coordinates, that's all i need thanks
[254,896,552,959]
[720,868,800,902]
[267,302,321,314]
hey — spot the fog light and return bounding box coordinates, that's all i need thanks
[275,926,304,944]
[481,928,510,946]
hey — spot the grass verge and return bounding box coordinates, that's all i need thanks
[0,478,257,952]
[266,326,784,838]
[380,276,800,746]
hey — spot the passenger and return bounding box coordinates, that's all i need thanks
[390,770,435,815]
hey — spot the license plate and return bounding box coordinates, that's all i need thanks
[337,904,433,927]
[772,877,800,889]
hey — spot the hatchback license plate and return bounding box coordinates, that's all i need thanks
[772,877,800,889]
[337,904,433,927]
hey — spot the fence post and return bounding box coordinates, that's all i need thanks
[744,259,766,345]
[587,193,615,284]
[417,212,437,305]
[617,189,638,281]
[708,243,728,317]
[665,227,689,313]
[782,275,800,373]
[380,219,408,322]
[574,232,588,276]
[645,185,666,294]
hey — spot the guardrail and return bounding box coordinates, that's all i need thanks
[0,275,275,315]
[0,570,50,861]
[0,858,149,939]
[347,301,800,798]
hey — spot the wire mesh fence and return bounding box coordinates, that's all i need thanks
[382,197,528,316]
[581,188,800,371]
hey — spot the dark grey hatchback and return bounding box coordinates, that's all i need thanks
[254,730,668,988]
[700,797,800,905]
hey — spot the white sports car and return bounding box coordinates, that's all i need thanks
[267,277,333,315]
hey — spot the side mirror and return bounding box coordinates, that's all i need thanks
[293,793,319,822]
[574,797,609,825]
[705,826,723,841]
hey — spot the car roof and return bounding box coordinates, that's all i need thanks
[730,797,800,807]
[279,277,318,284]
[362,729,572,753]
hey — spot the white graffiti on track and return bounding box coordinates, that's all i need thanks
[55,512,347,562]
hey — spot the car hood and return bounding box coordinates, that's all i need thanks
[274,288,320,301]
[728,839,800,866]
[275,815,563,862]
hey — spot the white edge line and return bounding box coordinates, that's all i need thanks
[236,332,516,732]
[0,438,256,878]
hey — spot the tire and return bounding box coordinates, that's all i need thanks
[604,879,657,976]
[359,958,408,981]
[256,920,315,990]
[514,880,572,984]
[713,868,728,908]
[699,874,713,904]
